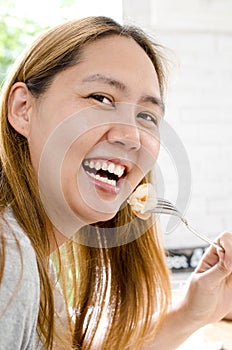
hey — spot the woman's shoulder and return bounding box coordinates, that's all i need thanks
[0,207,32,245]
[0,206,40,349]
[0,206,39,292]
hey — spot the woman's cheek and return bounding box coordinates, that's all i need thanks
[142,132,160,160]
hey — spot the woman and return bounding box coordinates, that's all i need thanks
[0,16,232,350]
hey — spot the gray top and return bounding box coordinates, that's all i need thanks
[0,208,40,350]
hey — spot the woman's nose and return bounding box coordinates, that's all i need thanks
[107,123,141,151]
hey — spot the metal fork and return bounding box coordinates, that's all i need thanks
[144,198,224,251]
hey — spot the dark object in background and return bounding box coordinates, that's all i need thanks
[166,247,206,272]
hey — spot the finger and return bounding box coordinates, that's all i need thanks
[196,245,219,273]
[196,231,232,274]
[217,233,232,271]
[198,260,232,289]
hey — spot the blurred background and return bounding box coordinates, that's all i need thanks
[1,0,232,270]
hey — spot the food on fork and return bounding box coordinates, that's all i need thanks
[127,183,157,220]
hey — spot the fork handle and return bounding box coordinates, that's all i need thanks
[182,220,224,252]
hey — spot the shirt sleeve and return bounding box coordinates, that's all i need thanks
[0,235,40,350]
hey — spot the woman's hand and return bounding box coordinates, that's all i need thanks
[140,232,232,350]
[180,231,232,327]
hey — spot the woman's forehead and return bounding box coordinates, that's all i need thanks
[80,35,155,70]
[71,36,160,93]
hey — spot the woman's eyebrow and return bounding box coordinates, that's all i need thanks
[139,95,165,113]
[82,74,126,92]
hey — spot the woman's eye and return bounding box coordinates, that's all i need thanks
[90,94,113,106]
[137,112,158,126]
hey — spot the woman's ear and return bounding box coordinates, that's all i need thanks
[8,82,32,138]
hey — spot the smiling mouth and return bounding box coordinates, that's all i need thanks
[82,159,127,189]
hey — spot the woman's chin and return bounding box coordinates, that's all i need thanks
[91,210,117,224]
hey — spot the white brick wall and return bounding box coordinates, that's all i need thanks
[123,0,232,248]
[150,0,232,32]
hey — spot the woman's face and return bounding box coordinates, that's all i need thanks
[12,35,164,230]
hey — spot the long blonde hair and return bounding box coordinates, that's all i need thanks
[0,16,171,349]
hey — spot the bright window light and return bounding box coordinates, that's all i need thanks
[9,0,123,26]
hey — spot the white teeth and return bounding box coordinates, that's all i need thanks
[108,163,115,173]
[108,179,116,186]
[89,161,94,169]
[83,160,125,178]
[102,162,108,171]
[95,174,105,182]
[114,165,124,177]
[87,171,117,187]
[95,162,101,170]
